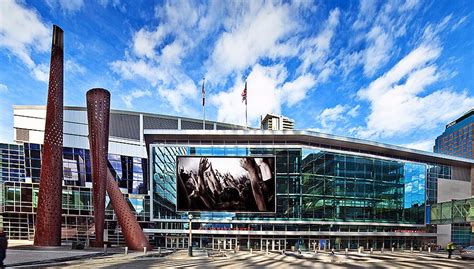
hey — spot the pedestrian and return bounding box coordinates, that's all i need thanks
[446,241,455,259]
[0,228,7,268]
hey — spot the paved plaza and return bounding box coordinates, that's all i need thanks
[5,248,473,268]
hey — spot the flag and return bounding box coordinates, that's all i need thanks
[241,81,247,103]
[202,78,205,106]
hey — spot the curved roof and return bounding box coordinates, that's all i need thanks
[144,129,474,167]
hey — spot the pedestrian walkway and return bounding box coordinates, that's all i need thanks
[23,249,473,268]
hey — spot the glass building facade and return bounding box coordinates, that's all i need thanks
[0,142,150,244]
[152,146,426,224]
[150,144,434,250]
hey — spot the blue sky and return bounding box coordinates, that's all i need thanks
[0,0,473,151]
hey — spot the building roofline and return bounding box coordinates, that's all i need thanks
[446,108,474,129]
[13,105,249,129]
[143,129,474,166]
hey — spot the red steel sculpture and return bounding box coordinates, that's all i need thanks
[86,88,151,250]
[106,169,152,250]
[86,88,110,247]
[34,25,64,247]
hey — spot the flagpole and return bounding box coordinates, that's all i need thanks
[202,77,205,130]
[245,81,248,129]
[242,80,248,129]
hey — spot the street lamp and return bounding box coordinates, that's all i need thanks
[188,214,193,257]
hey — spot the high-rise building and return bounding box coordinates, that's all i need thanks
[433,108,474,247]
[434,108,474,159]
[260,114,294,130]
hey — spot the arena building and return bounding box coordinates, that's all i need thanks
[0,105,473,250]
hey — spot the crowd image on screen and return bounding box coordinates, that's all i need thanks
[176,157,275,212]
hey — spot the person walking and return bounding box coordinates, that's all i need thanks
[0,228,7,268]
[446,241,455,259]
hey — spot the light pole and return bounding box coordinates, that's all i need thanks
[188,214,193,256]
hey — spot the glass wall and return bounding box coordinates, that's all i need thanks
[21,143,148,194]
[151,145,427,224]
[0,144,26,182]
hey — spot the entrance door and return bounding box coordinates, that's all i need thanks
[213,237,237,250]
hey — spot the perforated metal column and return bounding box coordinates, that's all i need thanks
[86,88,151,250]
[86,88,110,247]
[34,25,64,247]
[106,169,152,250]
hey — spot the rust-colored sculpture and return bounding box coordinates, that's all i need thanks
[106,169,152,250]
[86,88,110,247]
[34,25,64,247]
[86,88,151,250]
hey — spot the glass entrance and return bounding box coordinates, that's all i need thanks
[212,237,237,250]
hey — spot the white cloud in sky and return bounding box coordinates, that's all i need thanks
[108,0,472,148]
[317,104,360,133]
[121,89,152,109]
[401,139,434,152]
[210,64,285,126]
[0,0,50,82]
[356,42,474,139]
[281,74,317,107]
[65,59,86,75]
[0,84,8,92]
[363,25,392,77]
[206,1,297,82]
[45,0,84,13]
[298,8,340,74]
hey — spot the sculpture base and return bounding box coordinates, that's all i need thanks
[89,240,105,248]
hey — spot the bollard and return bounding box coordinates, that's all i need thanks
[370,248,373,254]
[419,247,422,252]
[391,247,394,253]
[144,247,147,254]
[358,247,362,254]
[158,247,161,255]
[345,248,348,255]
[125,246,128,255]
[410,247,413,254]
[428,247,431,253]
[250,248,253,254]
[103,243,108,254]
[381,248,384,253]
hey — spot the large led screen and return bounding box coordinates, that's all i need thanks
[176,156,275,213]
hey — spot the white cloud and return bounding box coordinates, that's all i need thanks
[46,0,84,13]
[298,8,340,73]
[356,42,474,139]
[319,105,347,128]
[347,105,361,117]
[157,78,198,114]
[398,0,420,12]
[352,0,378,30]
[0,0,50,82]
[132,27,167,59]
[363,26,392,77]
[281,74,317,107]
[206,1,297,82]
[121,89,152,109]
[451,15,468,31]
[401,139,434,152]
[65,59,86,75]
[317,104,360,133]
[210,64,285,126]
[98,0,126,12]
[32,63,49,82]
[0,84,8,92]
[347,0,422,77]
